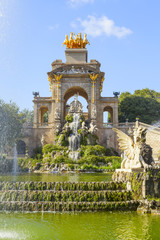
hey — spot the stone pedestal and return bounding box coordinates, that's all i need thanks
[113,168,160,199]
[65,49,88,63]
[115,168,144,173]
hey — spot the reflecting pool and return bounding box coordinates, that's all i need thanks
[0,211,159,240]
[0,172,112,182]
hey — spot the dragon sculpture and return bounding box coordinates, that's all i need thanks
[113,124,154,169]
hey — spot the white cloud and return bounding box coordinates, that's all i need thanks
[71,15,132,38]
[68,0,94,7]
[48,24,59,30]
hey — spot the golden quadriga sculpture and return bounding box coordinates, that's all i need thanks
[113,122,155,170]
[62,33,90,48]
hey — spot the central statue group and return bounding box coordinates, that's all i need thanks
[62,32,90,49]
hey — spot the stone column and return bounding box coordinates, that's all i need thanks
[113,105,118,127]
[33,102,38,128]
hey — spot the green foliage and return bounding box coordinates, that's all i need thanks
[18,157,41,171]
[0,99,34,154]
[134,88,160,100]
[0,100,23,152]
[32,147,42,159]
[65,114,73,123]
[80,135,88,145]
[42,144,57,154]
[119,89,160,124]
[80,115,85,122]
[42,144,67,154]
[79,156,121,170]
[68,164,74,170]
[80,145,107,157]
[43,111,48,123]
[57,134,69,146]
[81,164,99,171]
[53,155,70,164]
[105,148,119,156]
[18,108,33,123]
[78,145,121,170]
[79,155,106,165]
[130,173,143,200]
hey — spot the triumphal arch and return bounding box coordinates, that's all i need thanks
[25,33,119,153]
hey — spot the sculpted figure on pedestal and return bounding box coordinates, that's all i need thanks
[55,107,60,119]
[91,105,97,119]
[113,124,155,169]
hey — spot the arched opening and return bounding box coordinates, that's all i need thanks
[103,106,113,126]
[39,106,49,126]
[64,87,88,120]
[17,140,26,155]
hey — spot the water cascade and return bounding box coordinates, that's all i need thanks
[13,143,18,174]
[69,113,81,160]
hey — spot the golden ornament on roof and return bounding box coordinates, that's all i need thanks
[62,33,90,49]
[54,74,62,82]
[89,73,98,81]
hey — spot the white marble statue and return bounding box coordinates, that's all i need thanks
[41,135,45,147]
[89,122,98,134]
[91,105,97,119]
[55,123,61,133]
[113,124,155,169]
[55,107,60,119]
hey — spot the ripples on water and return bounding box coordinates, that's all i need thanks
[0,173,159,240]
[0,212,159,240]
[0,172,112,182]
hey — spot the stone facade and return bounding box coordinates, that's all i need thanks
[20,48,119,154]
[20,48,160,160]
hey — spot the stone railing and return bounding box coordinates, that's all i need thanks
[103,122,135,128]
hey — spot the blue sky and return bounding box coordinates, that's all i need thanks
[0,0,160,110]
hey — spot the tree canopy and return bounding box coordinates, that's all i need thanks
[0,99,33,154]
[118,88,160,124]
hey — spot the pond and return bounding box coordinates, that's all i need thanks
[0,172,112,182]
[0,211,159,240]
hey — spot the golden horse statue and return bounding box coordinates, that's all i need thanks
[83,34,90,48]
[69,32,75,48]
[62,35,70,48]
[77,33,83,48]
[62,33,90,49]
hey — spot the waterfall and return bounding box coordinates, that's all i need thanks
[13,143,18,174]
[69,113,81,160]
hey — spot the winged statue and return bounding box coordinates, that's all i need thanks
[113,126,154,169]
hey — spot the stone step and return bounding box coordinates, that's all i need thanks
[0,181,126,191]
[0,190,132,202]
[0,200,139,212]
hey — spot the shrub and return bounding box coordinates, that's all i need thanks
[65,114,73,123]
[79,155,106,165]
[32,147,42,159]
[42,144,67,154]
[80,145,107,157]
[42,144,58,154]
[53,155,70,164]
[68,164,74,170]
[81,164,99,171]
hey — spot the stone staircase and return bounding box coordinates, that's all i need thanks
[0,181,139,212]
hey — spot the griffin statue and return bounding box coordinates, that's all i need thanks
[113,124,155,169]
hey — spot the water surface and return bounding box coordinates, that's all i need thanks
[0,211,159,240]
[0,172,112,182]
